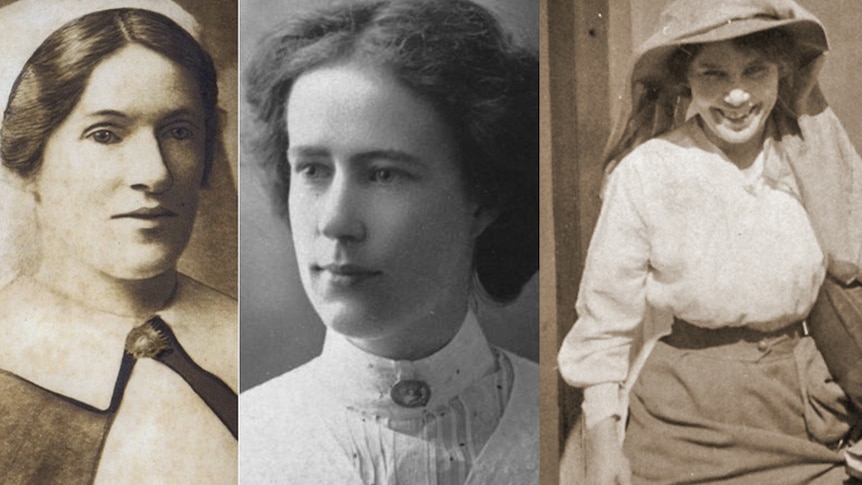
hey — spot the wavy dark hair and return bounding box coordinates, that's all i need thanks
[1,8,219,181]
[245,0,538,303]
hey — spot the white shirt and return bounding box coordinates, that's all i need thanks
[558,119,826,427]
[241,312,539,484]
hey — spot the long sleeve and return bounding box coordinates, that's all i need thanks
[557,158,650,427]
[557,120,828,428]
[784,98,862,285]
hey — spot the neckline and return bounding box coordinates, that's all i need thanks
[683,117,803,197]
[688,116,765,171]
[0,276,162,409]
[316,310,496,419]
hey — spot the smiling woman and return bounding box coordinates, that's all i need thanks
[0,1,237,483]
[685,40,782,166]
[557,0,862,483]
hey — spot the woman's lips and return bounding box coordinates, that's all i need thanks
[111,207,178,219]
[714,104,758,123]
[314,263,382,286]
[111,207,179,229]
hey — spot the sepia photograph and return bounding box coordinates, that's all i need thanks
[545,0,862,483]
[0,0,238,482]
[3,0,861,482]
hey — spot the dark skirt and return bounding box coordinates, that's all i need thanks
[625,321,856,484]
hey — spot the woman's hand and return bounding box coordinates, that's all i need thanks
[585,416,632,485]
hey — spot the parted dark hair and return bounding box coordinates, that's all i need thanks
[245,0,538,303]
[1,8,219,181]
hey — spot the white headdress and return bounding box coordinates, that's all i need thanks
[0,0,200,287]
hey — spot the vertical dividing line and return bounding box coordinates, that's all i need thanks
[544,0,611,482]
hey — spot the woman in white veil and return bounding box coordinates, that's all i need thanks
[0,1,237,482]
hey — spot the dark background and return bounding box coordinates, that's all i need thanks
[238,0,540,392]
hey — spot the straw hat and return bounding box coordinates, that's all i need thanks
[632,0,828,86]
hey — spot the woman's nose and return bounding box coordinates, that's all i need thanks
[724,88,751,107]
[129,133,173,194]
[317,175,366,242]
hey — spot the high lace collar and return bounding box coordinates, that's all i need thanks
[315,311,496,420]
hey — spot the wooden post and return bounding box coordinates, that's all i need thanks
[542,0,611,481]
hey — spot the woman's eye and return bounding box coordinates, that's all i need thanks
[169,127,194,140]
[371,168,396,183]
[745,65,767,77]
[89,129,120,145]
[295,163,331,181]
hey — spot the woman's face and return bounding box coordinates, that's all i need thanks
[687,40,780,159]
[286,62,490,359]
[35,44,205,280]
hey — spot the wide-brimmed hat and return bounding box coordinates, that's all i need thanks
[633,0,828,86]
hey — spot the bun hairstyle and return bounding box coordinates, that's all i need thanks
[245,0,538,303]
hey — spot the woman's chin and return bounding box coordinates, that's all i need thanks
[705,113,767,149]
[95,255,179,282]
[715,127,760,146]
[315,302,398,340]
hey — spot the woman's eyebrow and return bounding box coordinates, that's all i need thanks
[158,108,202,128]
[160,108,199,122]
[286,147,426,168]
[83,109,129,120]
[287,146,330,160]
[351,149,424,166]
[694,61,724,69]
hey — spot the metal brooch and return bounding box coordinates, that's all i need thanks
[390,379,431,408]
[125,322,169,359]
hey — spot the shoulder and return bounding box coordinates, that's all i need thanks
[240,360,356,483]
[240,359,325,438]
[614,123,700,176]
[470,348,539,485]
[172,273,236,322]
[164,274,238,389]
[500,349,538,390]
[607,121,719,206]
[497,348,538,424]
[241,359,319,419]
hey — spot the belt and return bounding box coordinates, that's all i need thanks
[664,318,808,352]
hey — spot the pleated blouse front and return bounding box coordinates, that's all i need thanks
[241,311,539,485]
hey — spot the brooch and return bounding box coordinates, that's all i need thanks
[390,379,431,408]
[125,321,169,359]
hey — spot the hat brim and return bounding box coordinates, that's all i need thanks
[632,17,828,86]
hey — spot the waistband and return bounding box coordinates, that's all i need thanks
[663,318,808,358]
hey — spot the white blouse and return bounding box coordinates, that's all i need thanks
[241,311,539,485]
[558,119,827,427]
